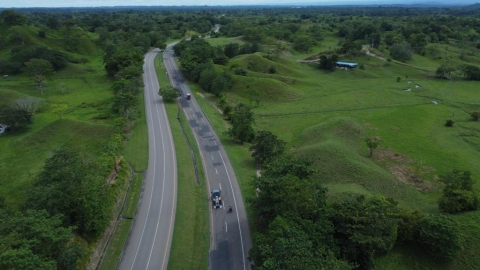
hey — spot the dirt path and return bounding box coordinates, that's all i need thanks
[362,45,387,61]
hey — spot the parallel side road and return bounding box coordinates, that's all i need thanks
[163,45,252,270]
[117,49,177,270]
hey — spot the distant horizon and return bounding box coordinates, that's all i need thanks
[0,0,477,9]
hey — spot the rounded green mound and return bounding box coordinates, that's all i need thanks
[296,117,429,209]
[231,75,302,103]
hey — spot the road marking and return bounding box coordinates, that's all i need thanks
[219,183,222,190]
[189,108,192,111]
[217,151,247,270]
[145,49,169,270]
[214,141,217,146]
[215,168,218,174]
[225,222,228,232]
[130,50,164,270]
[161,46,179,270]
[211,155,214,161]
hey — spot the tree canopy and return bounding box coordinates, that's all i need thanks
[225,103,255,143]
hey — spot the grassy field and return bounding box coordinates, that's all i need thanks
[0,51,115,210]
[199,33,480,269]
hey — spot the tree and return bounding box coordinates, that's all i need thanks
[262,154,316,180]
[389,42,412,62]
[225,103,255,143]
[0,107,32,132]
[330,195,401,269]
[13,97,41,115]
[104,49,143,77]
[250,130,286,165]
[250,216,351,270]
[438,170,479,213]
[461,65,480,81]
[293,35,315,53]
[365,136,381,157]
[0,209,79,270]
[25,149,109,235]
[51,104,68,119]
[338,41,362,55]
[210,72,233,97]
[417,215,462,261]
[113,92,139,120]
[224,42,240,58]
[159,86,180,102]
[435,64,457,79]
[319,54,338,71]
[1,10,26,25]
[24,58,54,95]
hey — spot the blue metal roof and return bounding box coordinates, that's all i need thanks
[336,61,358,67]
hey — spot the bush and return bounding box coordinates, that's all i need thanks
[438,170,479,213]
[234,68,247,76]
[158,86,180,102]
[417,215,462,261]
[268,65,277,74]
[445,120,454,127]
[390,42,412,62]
[471,111,479,121]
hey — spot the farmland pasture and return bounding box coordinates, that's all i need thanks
[204,33,480,269]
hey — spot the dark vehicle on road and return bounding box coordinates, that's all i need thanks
[212,189,222,209]
[186,93,191,100]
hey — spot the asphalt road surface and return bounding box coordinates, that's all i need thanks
[117,48,177,270]
[163,44,252,270]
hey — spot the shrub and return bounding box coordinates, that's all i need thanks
[417,215,462,261]
[471,111,479,121]
[268,65,277,74]
[445,120,454,127]
[438,170,479,213]
[234,68,247,76]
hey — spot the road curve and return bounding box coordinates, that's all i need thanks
[163,44,252,270]
[117,49,177,270]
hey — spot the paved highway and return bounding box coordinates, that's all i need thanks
[163,44,252,270]
[117,49,177,270]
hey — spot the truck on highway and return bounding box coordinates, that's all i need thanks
[211,190,222,209]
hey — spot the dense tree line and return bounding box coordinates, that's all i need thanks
[249,150,464,269]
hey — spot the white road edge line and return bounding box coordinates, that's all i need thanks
[218,151,247,270]
[145,49,168,270]
[130,51,160,270]
[166,46,247,269]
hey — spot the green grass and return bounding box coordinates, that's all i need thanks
[206,36,244,47]
[122,92,149,172]
[99,219,132,270]
[181,41,480,269]
[99,172,142,270]
[154,53,209,270]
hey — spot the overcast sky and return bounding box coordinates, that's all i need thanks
[0,0,467,8]
[0,0,472,8]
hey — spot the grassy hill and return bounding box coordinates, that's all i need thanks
[0,23,114,209]
[202,31,480,269]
